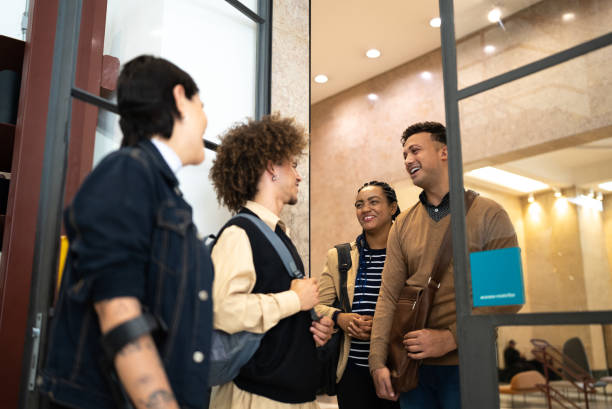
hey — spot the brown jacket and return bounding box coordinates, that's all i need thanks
[369,194,521,371]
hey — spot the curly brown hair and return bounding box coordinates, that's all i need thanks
[210,114,307,212]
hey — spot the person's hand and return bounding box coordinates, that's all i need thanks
[337,313,372,340]
[311,316,334,347]
[372,367,398,401]
[290,278,319,310]
[348,315,372,340]
[403,328,456,359]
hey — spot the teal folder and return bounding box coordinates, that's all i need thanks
[470,247,525,307]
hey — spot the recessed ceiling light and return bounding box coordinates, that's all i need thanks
[562,12,575,22]
[465,167,549,193]
[484,45,496,54]
[488,8,502,23]
[367,93,378,101]
[430,17,441,28]
[366,48,381,58]
[599,181,612,191]
[420,71,432,80]
[314,74,328,84]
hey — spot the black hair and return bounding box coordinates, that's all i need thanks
[401,121,446,146]
[117,55,199,147]
[357,180,401,219]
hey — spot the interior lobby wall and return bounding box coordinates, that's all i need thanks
[311,0,612,276]
[311,0,612,370]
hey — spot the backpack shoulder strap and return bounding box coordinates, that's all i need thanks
[334,243,352,312]
[231,213,304,279]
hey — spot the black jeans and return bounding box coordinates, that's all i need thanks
[337,361,400,409]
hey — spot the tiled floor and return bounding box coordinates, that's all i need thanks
[316,392,612,408]
[500,392,612,408]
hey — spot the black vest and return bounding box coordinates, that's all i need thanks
[218,208,319,403]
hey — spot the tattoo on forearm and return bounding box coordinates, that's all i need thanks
[137,389,176,409]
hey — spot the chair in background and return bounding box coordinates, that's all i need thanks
[499,370,546,407]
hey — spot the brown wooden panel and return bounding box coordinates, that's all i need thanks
[0,0,110,406]
[64,0,109,207]
[0,0,59,407]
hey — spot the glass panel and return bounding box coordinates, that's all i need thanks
[457,45,612,314]
[496,325,612,408]
[74,0,260,235]
[0,0,27,40]
[453,0,612,89]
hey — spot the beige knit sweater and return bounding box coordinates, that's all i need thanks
[369,194,521,371]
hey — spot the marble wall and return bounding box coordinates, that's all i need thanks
[271,0,310,274]
[311,0,612,370]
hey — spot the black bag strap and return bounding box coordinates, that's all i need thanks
[334,243,352,312]
[428,190,478,289]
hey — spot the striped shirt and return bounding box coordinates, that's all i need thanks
[348,246,386,367]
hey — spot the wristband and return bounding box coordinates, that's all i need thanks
[332,310,341,326]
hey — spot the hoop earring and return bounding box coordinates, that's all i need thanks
[272,175,279,182]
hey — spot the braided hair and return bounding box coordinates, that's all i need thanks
[357,180,401,219]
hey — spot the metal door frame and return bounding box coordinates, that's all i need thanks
[437,0,612,407]
[18,0,272,406]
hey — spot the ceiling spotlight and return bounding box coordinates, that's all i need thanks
[420,71,433,80]
[599,181,612,191]
[484,45,496,54]
[528,193,535,203]
[314,74,328,84]
[488,8,502,23]
[554,188,562,198]
[366,48,381,59]
[596,191,603,201]
[430,17,441,28]
[562,12,575,22]
[367,93,379,101]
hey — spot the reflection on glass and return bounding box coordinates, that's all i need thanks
[0,0,27,40]
[496,325,612,408]
[84,0,260,234]
[454,0,612,88]
[457,44,612,315]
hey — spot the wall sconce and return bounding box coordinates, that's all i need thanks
[528,193,535,203]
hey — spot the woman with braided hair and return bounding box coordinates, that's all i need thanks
[315,181,401,409]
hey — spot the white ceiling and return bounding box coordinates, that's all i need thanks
[311,0,542,104]
[311,0,612,196]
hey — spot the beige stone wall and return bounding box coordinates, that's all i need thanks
[310,0,612,276]
[271,0,310,274]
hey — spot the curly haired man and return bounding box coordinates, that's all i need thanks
[209,114,334,409]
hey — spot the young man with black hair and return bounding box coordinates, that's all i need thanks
[41,56,213,409]
[369,122,521,409]
[209,114,334,409]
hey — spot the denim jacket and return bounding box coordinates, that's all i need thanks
[40,140,213,409]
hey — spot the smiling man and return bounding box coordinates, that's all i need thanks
[369,122,520,409]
